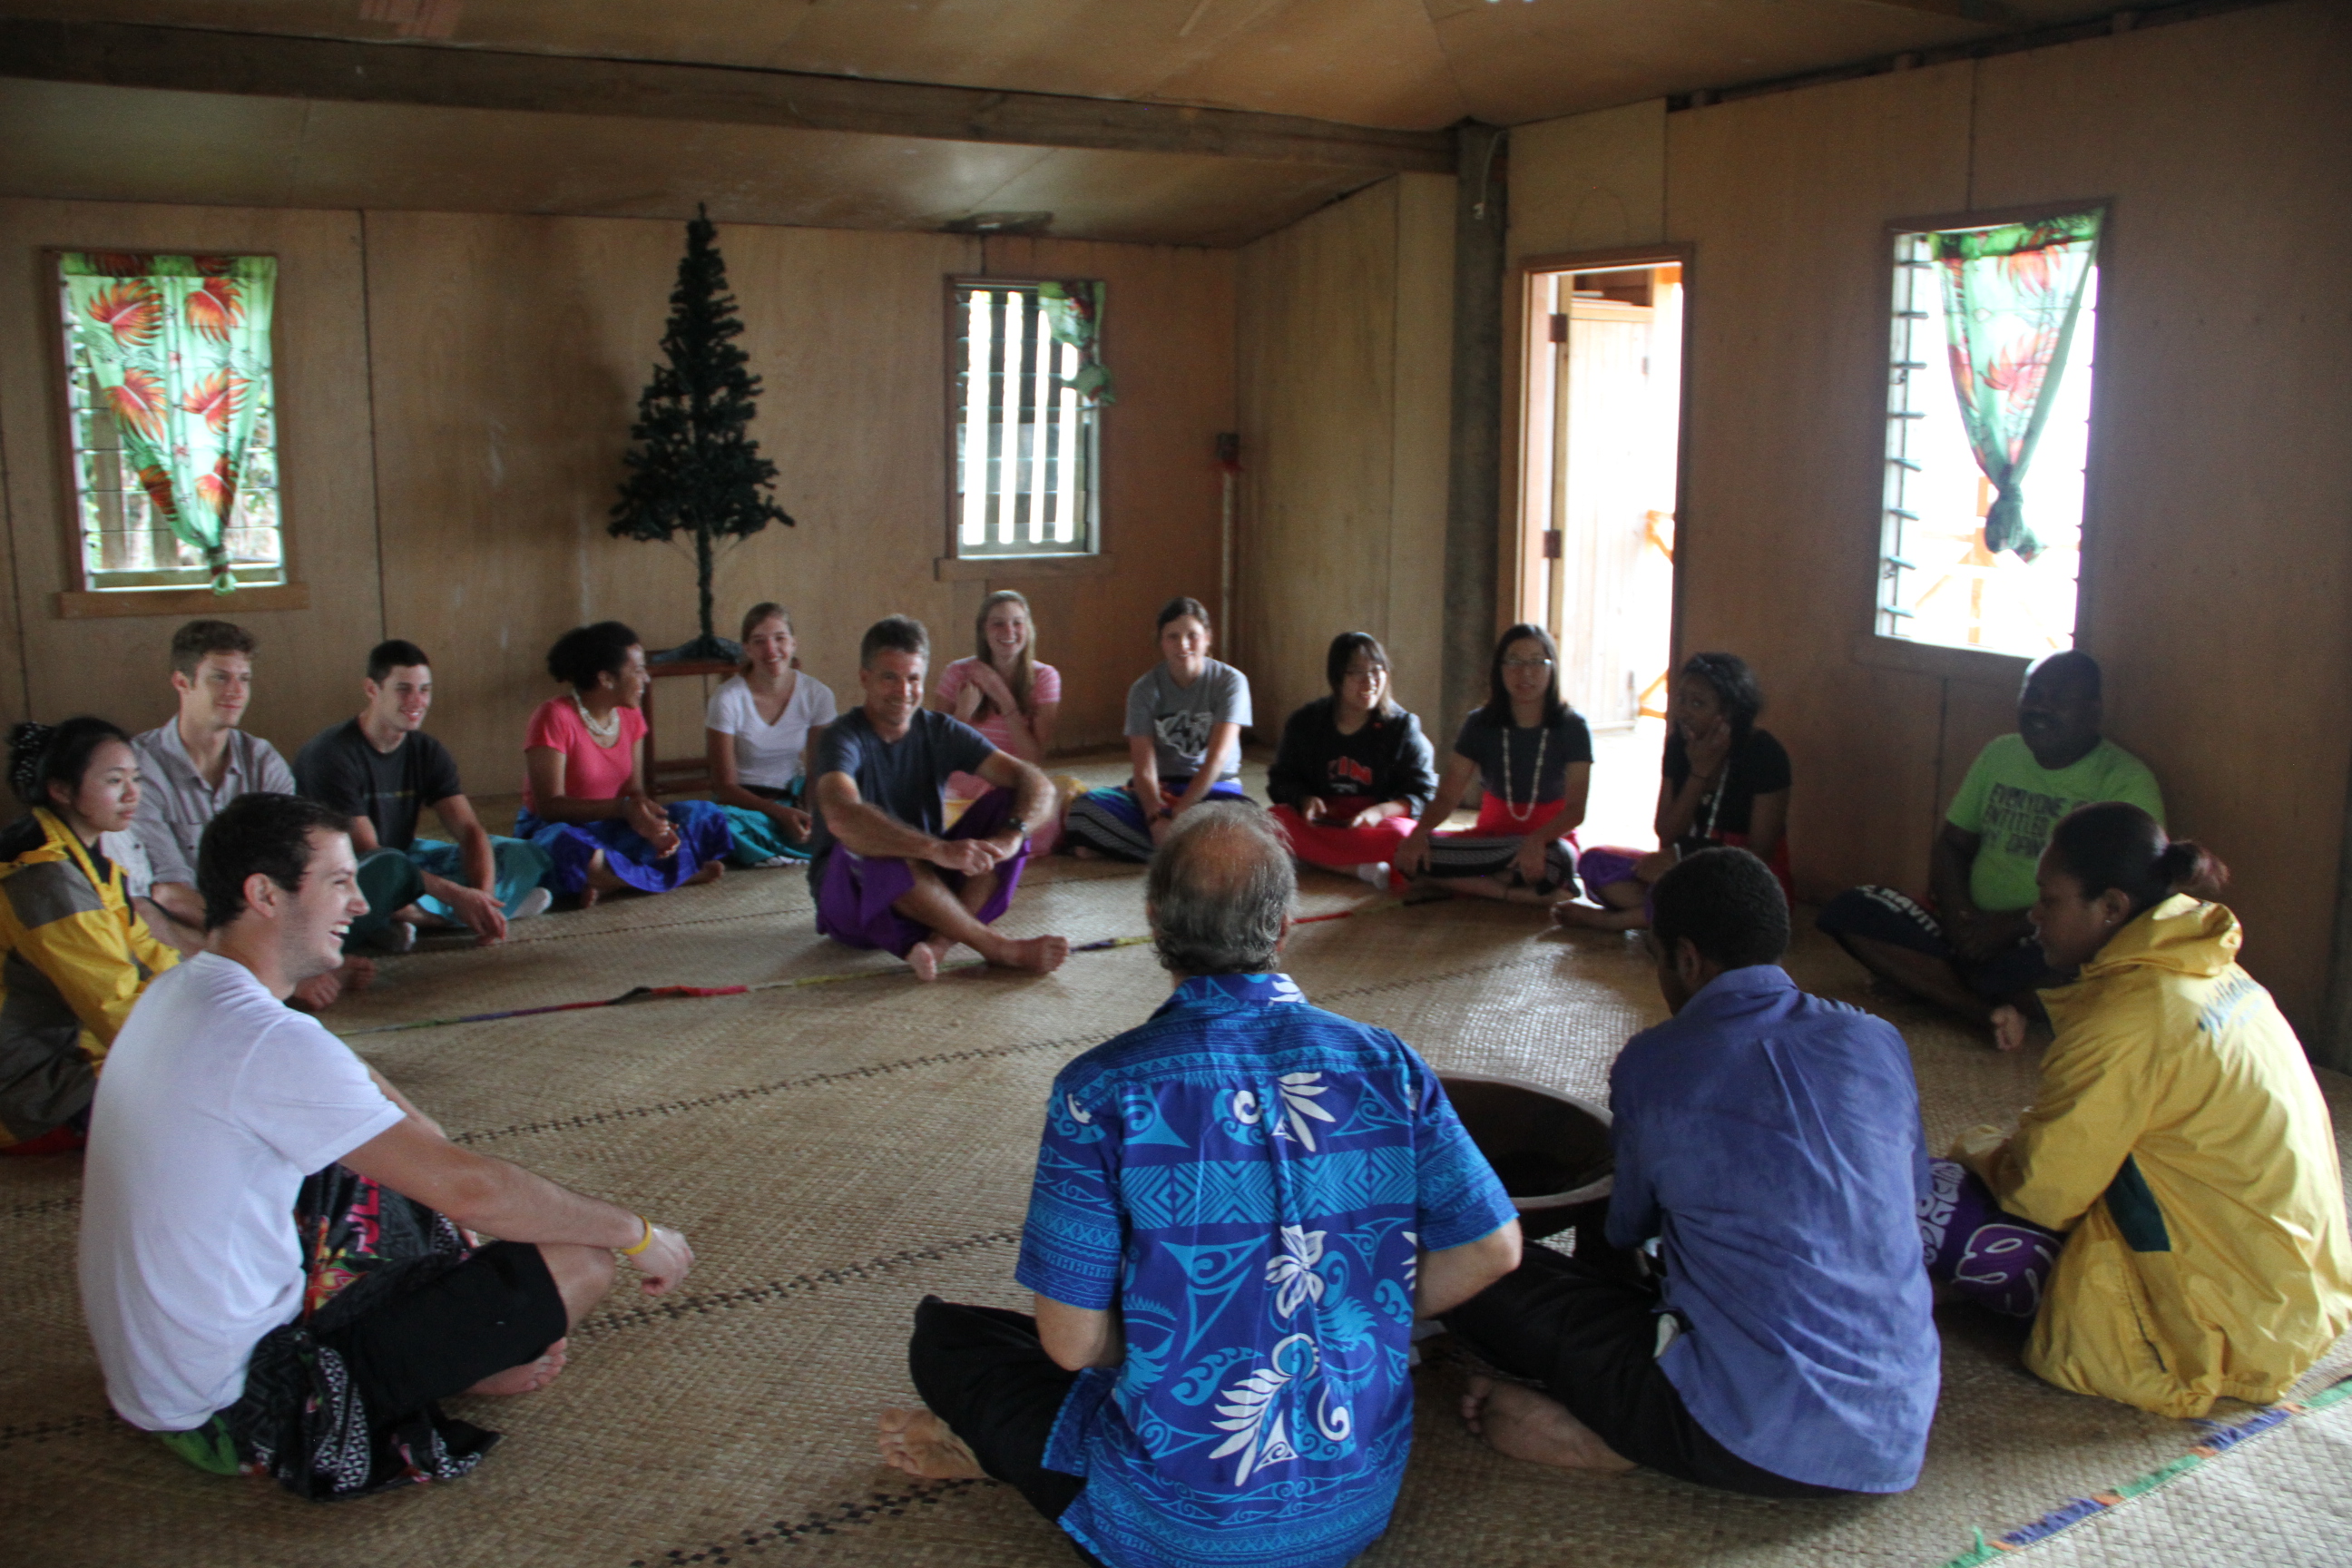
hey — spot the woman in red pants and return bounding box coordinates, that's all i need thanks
[1266,632,1437,889]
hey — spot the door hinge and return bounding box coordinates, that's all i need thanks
[1542,531,1563,560]
[1548,313,1568,343]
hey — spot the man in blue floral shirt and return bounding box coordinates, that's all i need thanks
[879,807,1521,1568]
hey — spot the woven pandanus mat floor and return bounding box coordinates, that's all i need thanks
[5,812,2349,1566]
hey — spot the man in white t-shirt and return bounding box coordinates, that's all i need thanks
[78,792,695,1499]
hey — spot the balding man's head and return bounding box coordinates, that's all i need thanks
[1146,807,1296,977]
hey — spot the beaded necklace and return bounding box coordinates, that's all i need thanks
[1501,720,1549,824]
[573,694,622,747]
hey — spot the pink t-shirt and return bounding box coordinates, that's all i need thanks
[935,658,1061,799]
[523,696,646,810]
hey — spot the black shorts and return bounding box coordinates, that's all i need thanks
[318,1240,570,1420]
[1816,885,2056,1000]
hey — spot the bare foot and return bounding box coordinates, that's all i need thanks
[580,853,624,909]
[466,1338,569,1396]
[1551,900,1645,932]
[1991,1004,2029,1053]
[1460,1374,1635,1475]
[684,860,724,888]
[877,1407,985,1479]
[989,934,1071,975]
[906,935,954,982]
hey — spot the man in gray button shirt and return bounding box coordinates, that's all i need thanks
[130,621,361,1008]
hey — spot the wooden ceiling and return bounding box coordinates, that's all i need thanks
[0,0,2132,244]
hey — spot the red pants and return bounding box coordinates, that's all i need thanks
[1269,805,1416,887]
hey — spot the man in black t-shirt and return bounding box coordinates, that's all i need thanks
[294,641,553,951]
[808,616,1067,982]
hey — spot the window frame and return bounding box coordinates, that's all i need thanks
[43,246,308,620]
[1853,199,2113,683]
[938,274,1106,572]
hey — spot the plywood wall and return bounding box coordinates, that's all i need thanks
[1235,172,1455,741]
[1505,0,2352,1032]
[0,203,1233,790]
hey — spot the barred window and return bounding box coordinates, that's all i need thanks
[950,279,1102,558]
[55,251,284,593]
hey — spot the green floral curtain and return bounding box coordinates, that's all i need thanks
[60,252,278,594]
[1929,211,2101,562]
[1037,279,1114,407]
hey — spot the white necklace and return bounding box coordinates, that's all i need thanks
[573,695,622,744]
[1502,721,1548,823]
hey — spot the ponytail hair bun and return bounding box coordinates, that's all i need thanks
[2048,801,2230,916]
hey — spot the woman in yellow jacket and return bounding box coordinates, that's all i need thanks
[0,718,178,1156]
[1922,801,2352,1417]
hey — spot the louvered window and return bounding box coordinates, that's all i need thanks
[950,280,1101,557]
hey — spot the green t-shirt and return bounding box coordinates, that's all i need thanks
[1945,734,2165,912]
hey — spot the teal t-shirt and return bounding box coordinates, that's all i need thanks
[1945,735,2164,912]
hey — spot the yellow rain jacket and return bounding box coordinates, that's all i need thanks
[0,808,178,1147]
[1954,895,2352,1417]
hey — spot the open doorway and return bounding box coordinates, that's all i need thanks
[1517,255,1687,850]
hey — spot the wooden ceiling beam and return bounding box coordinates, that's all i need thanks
[0,18,1457,174]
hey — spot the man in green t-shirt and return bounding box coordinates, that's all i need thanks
[1818,652,2162,1049]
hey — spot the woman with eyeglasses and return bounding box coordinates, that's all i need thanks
[1556,652,1792,931]
[1394,624,1592,902]
[1266,632,1437,888]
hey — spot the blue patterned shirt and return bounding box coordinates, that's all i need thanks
[1017,973,1515,1568]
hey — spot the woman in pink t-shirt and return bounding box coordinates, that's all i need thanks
[931,591,1066,850]
[518,622,730,905]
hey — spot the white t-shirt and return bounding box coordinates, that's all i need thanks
[77,953,404,1432]
[705,672,839,790]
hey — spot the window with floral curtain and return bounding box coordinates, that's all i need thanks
[1878,211,2102,658]
[56,252,282,594]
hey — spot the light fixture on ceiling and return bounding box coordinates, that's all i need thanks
[942,211,1056,236]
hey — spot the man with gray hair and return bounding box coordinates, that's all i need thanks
[877,807,1522,1568]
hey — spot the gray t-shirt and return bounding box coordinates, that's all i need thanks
[1123,659,1251,782]
[804,707,996,888]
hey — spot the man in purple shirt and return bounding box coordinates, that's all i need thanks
[1444,847,1940,1495]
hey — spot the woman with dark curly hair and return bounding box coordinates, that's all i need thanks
[0,716,178,1154]
[519,622,729,906]
[1556,652,1791,932]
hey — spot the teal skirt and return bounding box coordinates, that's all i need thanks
[722,779,815,867]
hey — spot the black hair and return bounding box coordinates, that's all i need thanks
[2044,801,2228,917]
[1157,596,1212,634]
[1479,622,1568,729]
[169,619,255,678]
[196,792,352,931]
[1678,652,1763,742]
[2,717,133,859]
[1325,632,1398,717]
[1651,847,1789,971]
[859,614,930,668]
[368,639,431,682]
[2025,648,2103,700]
[544,622,640,691]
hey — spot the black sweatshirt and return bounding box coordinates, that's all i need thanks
[1266,698,1439,817]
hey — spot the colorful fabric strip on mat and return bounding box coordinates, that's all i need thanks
[344,894,1436,1037]
[1936,1373,2352,1564]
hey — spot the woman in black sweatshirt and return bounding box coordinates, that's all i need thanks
[1266,632,1437,889]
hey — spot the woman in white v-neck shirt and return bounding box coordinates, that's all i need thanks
[705,602,838,865]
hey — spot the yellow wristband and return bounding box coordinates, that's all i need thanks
[619,1217,655,1256]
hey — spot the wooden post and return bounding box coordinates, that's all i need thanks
[1443,124,1508,746]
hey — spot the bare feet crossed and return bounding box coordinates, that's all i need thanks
[877,1407,985,1479]
[466,1338,570,1397]
[1460,1373,1635,1475]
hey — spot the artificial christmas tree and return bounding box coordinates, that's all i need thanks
[611,205,795,662]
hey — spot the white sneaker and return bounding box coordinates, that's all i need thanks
[514,887,554,920]
[371,920,418,954]
[1356,862,1392,889]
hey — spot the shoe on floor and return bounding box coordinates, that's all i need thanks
[1356,862,1392,889]
[514,887,554,920]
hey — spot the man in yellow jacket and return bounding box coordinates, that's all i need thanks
[1943,808,2351,1418]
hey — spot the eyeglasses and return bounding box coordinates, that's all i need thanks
[1501,657,1553,671]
